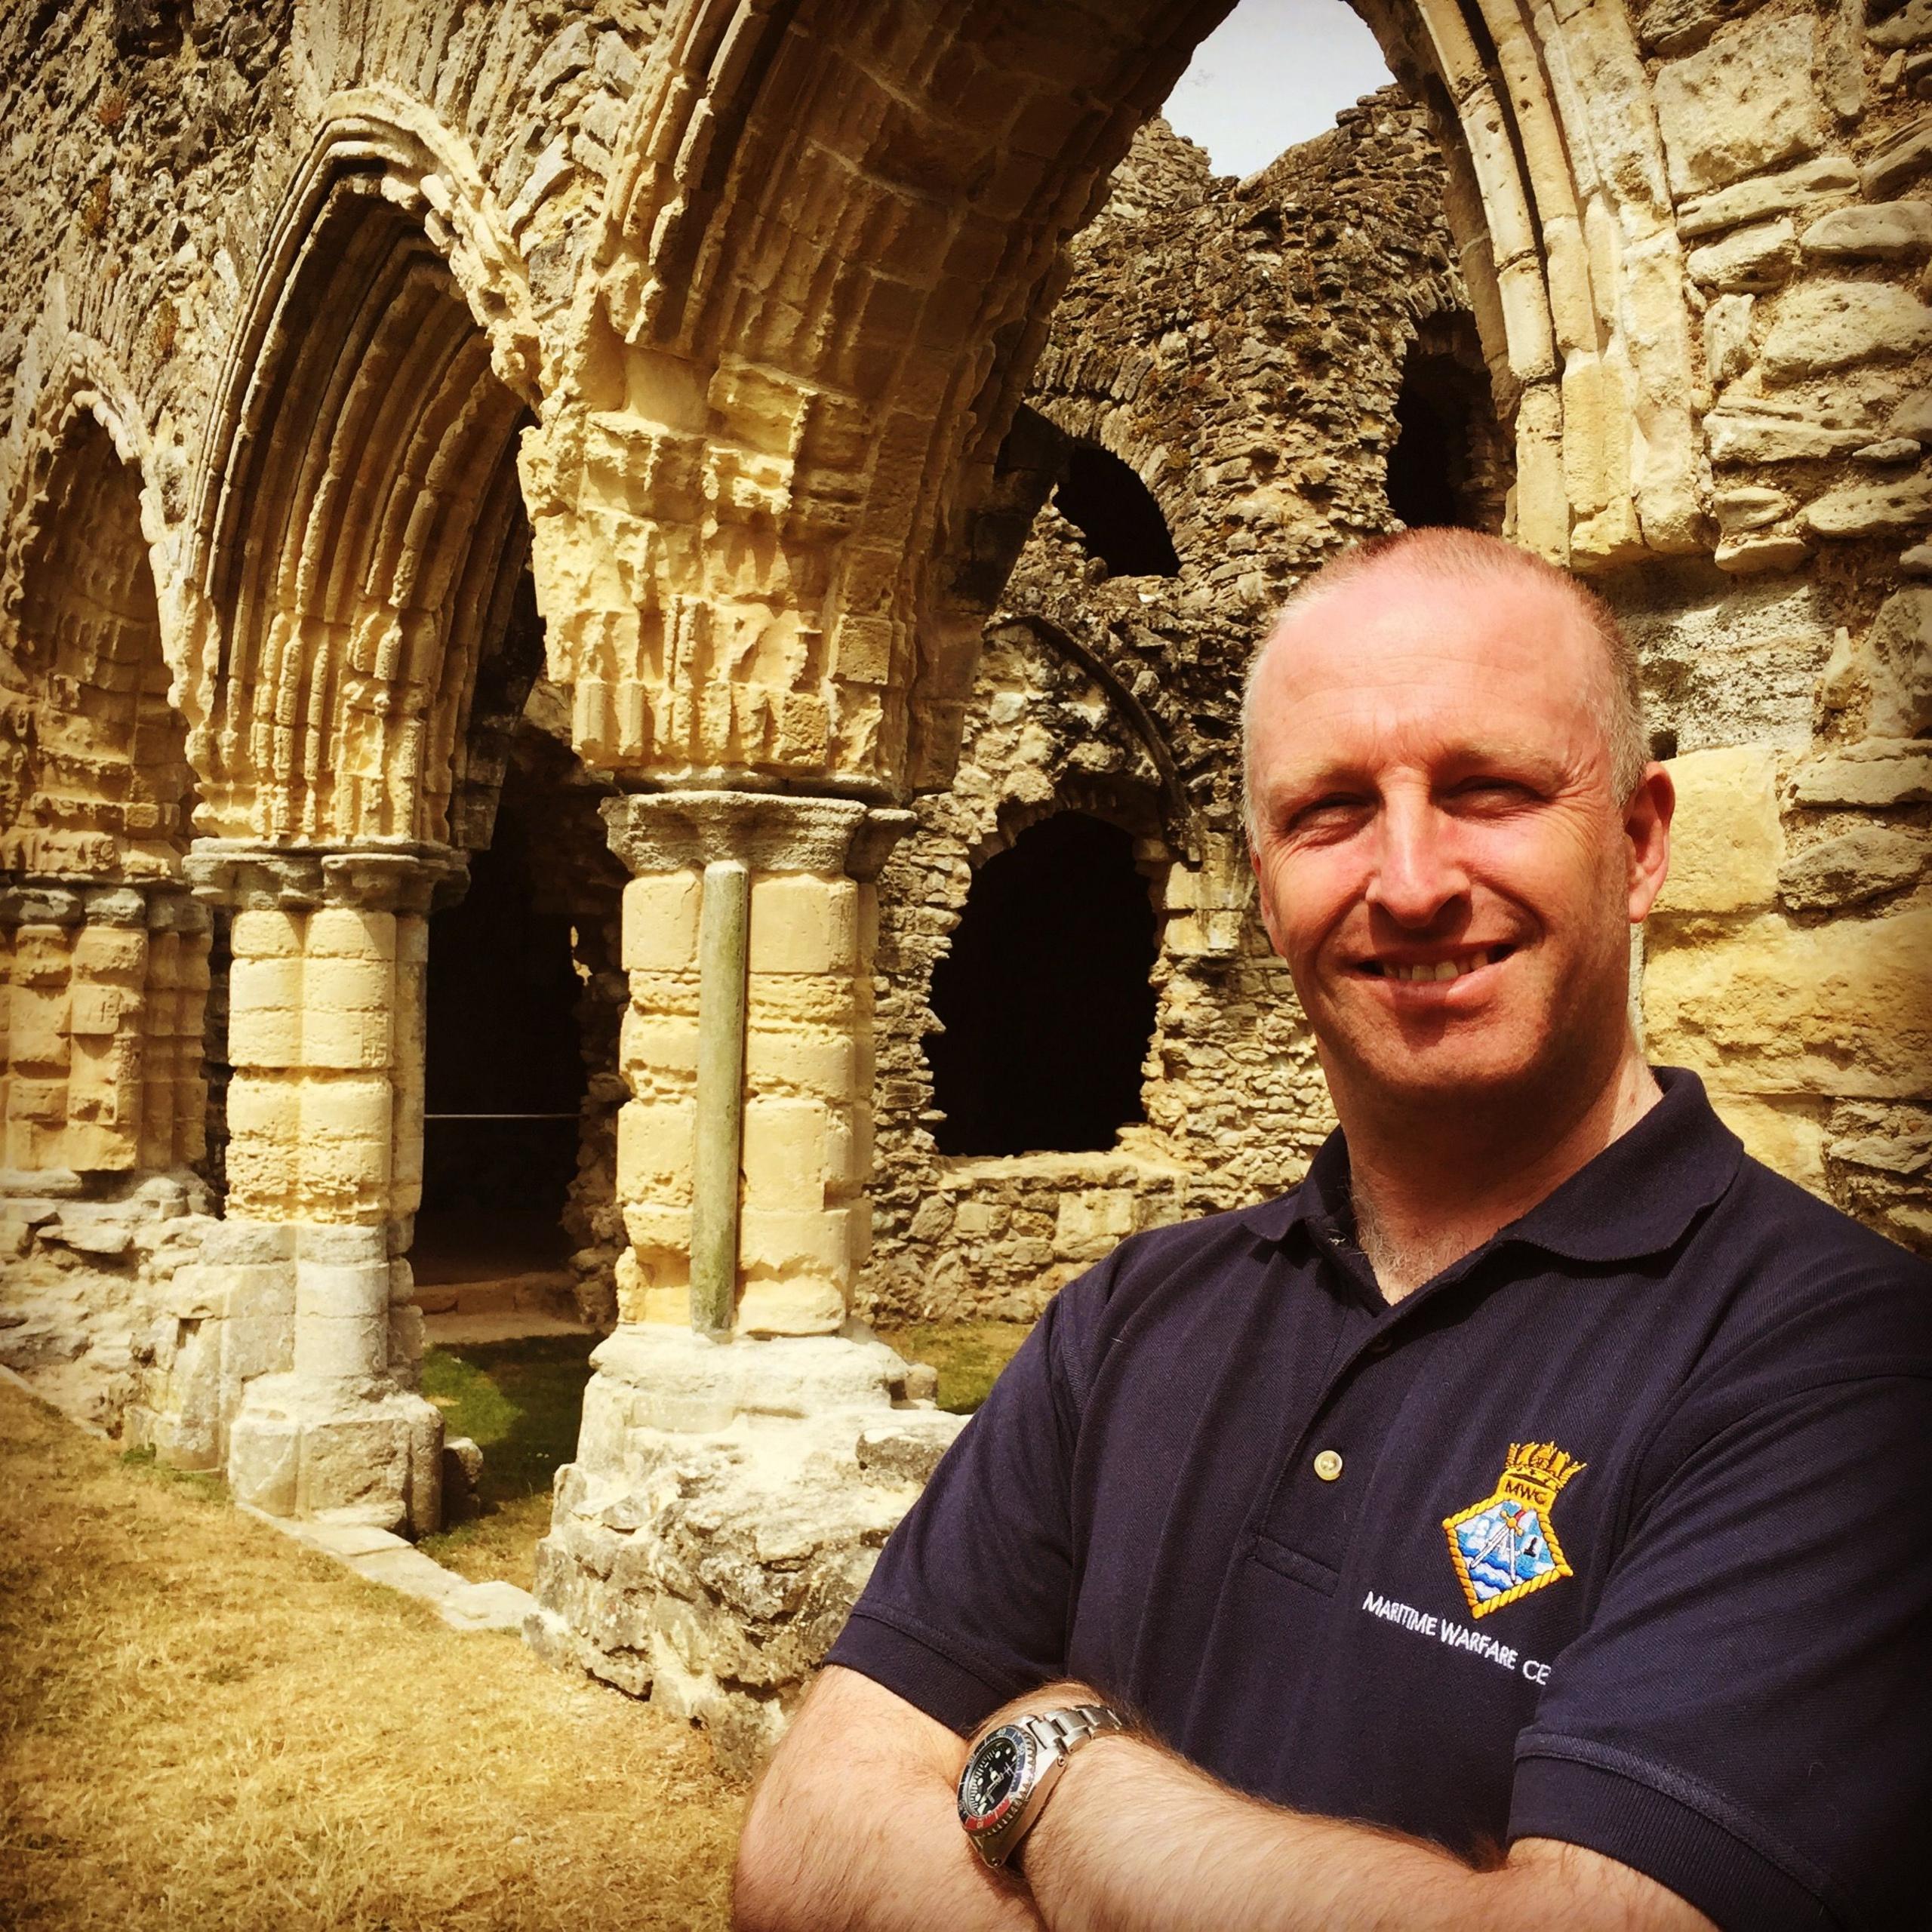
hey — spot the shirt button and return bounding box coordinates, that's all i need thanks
[1312,1449,1345,1482]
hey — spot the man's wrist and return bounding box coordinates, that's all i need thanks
[959,1684,1133,1875]
[1009,1719,1136,1885]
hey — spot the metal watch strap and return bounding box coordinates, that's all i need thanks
[1024,1703,1124,1756]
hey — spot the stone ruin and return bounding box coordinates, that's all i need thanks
[0,0,1926,1771]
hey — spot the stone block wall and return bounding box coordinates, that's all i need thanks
[2,884,209,1175]
[223,903,426,1224]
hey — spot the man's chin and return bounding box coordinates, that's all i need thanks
[1326,1031,1548,1114]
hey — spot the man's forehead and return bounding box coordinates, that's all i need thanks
[1259,564,1594,693]
[1246,564,1610,784]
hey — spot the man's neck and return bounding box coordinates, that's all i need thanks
[1338,1044,1662,1302]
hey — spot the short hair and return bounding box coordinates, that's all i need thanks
[1239,529,1648,838]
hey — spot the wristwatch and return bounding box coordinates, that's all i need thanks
[956,1702,1128,1869]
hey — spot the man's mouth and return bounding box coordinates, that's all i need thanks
[1357,945,1513,983]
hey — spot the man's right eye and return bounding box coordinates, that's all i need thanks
[1292,795,1368,829]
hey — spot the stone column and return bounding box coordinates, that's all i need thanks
[172,841,464,1532]
[1,877,211,1180]
[0,876,216,1436]
[528,793,966,1774]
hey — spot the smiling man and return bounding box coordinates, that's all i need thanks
[732,531,1932,1932]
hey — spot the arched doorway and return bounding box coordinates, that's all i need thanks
[924,811,1160,1158]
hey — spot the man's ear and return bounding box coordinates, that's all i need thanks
[1247,835,1286,961]
[1624,761,1675,924]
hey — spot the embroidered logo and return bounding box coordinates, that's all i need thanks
[1444,1441,1586,1618]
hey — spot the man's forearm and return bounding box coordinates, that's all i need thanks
[732,1666,1044,1932]
[1022,1729,1712,1932]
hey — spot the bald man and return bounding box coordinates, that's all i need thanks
[734,531,1932,1932]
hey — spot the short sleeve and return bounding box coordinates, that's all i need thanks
[824,1272,1103,1735]
[1509,1373,1932,1931]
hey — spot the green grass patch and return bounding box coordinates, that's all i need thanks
[417,1332,599,1588]
[874,1320,1034,1415]
[117,1444,228,1504]
[411,1322,1032,1588]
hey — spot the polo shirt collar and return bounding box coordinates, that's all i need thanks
[1241,1067,1742,1266]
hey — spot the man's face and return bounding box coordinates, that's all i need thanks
[1244,566,1671,1119]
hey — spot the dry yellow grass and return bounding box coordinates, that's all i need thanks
[0,1378,745,1932]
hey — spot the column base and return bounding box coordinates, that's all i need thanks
[525,1322,964,1775]
[226,1371,443,1534]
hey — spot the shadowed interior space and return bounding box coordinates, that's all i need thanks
[925,811,1160,1158]
[1054,438,1182,577]
[417,791,586,1287]
[1384,334,1504,533]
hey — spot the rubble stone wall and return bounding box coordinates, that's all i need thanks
[861,103,1499,1323]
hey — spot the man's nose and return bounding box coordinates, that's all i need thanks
[1364,795,1469,927]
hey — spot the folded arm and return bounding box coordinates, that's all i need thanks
[1008,1682,1717,1932]
[731,1665,1713,1932]
[732,1664,1041,1932]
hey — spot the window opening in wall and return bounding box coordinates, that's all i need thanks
[417,774,586,1285]
[1385,337,1506,533]
[1054,440,1181,578]
[925,811,1159,1157]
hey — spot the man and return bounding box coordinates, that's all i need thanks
[732,530,1932,1931]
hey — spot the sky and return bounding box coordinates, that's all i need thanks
[1161,0,1396,179]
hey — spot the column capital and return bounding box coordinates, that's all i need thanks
[599,790,915,881]
[185,839,469,915]
[0,875,210,932]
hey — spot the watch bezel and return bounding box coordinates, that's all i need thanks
[957,1722,1038,1837]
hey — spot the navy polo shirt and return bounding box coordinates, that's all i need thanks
[828,1070,1932,1930]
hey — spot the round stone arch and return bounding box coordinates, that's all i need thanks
[1023,402,1189,584]
[1342,0,1703,568]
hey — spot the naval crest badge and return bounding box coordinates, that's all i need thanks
[1444,1441,1586,1618]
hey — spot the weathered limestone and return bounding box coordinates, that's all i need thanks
[529,790,963,1758]
[1757,281,1932,383]
[1654,18,1830,198]
[1647,909,1932,1100]
[1865,587,1932,736]
[2,879,210,1175]
[1652,746,1783,914]
[160,841,466,1532]
[1801,202,1932,262]
[526,1324,958,1776]
[0,0,1926,1768]
[598,792,912,1338]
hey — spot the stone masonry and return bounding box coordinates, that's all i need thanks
[0,0,1925,1763]
[860,104,1504,1323]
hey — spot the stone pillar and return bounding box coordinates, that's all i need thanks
[172,841,464,1532]
[0,877,211,1179]
[601,792,910,1337]
[0,877,217,1436]
[527,793,966,1774]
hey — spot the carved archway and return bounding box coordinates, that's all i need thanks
[0,396,205,1177]
[187,100,540,844]
[536,0,1692,826]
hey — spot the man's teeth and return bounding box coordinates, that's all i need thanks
[1383,949,1491,982]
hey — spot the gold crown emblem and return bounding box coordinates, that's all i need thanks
[1497,1441,1586,1507]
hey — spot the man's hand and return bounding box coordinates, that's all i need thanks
[731,1665,1043,1932]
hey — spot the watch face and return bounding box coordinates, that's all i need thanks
[958,1725,1032,1831]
